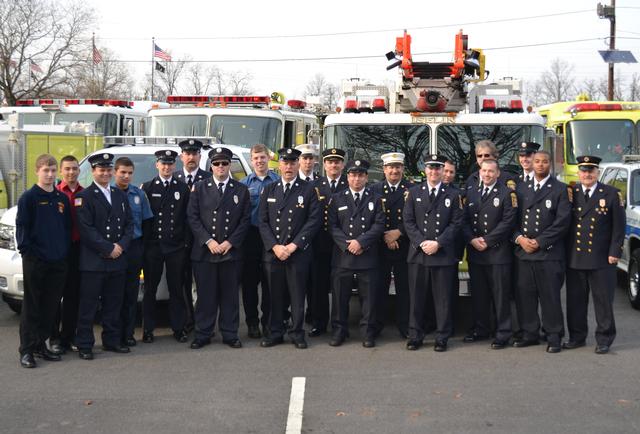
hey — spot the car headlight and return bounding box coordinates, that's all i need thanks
[0,223,16,250]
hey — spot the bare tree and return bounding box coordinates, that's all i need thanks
[323,82,339,110]
[627,73,640,101]
[597,75,624,100]
[536,58,576,103]
[304,73,327,98]
[523,79,545,107]
[156,56,187,96]
[0,0,95,104]
[66,47,134,98]
[304,73,339,109]
[226,70,253,95]
[575,78,603,101]
[186,63,224,95]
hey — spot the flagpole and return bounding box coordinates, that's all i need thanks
[151,37,155,100]
[92,32,95,94]
[27,57,31,97]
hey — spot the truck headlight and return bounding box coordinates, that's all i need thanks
[0,223,16,250]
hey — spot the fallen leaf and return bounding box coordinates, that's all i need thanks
[336,411,346,416]
[84,400,93,406]
[454,393,463,399]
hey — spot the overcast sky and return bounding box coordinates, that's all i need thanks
[87,0,640,100]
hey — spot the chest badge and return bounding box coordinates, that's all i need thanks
[599,198,606,207]
[298,195,304,205]
[545,199,552,209]
[234,194,238,204]
[493,197,500,207]
[368,202,374,211]
[445,198,451,208]
[134,196,140,205]
[174,191,180,201]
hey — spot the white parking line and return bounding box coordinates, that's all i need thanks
[285,377,306,434]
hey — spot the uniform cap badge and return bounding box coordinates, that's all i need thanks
[355,160,361,166]
[103,153,109,159]
[165,150,171,156]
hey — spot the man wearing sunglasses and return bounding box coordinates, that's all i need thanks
[187,147,251,349]
[464,140,518,195]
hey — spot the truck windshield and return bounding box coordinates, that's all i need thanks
[324,124,431,181]
[566,119,635,164]
[210,115,281,150]
[54,113,119,135]
[149,115,208,136]
[437,124,544,188]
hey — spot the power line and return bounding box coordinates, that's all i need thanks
[96,9,594,41]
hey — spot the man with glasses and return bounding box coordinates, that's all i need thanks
[141,150,191,344]
[464,140,518,194]
[404,155,463,352]
[174,139,212,333]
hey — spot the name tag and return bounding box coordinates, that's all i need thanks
[267,198,276,203]
[416,198,422,202]
[152,193,162,197]
[338,206,348,211]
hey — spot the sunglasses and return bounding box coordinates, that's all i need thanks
[476,153,493,158]
[212,161,230,167]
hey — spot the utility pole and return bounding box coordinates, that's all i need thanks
[598,1,616,100]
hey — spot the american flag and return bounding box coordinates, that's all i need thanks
[93,43,103,64]
[154,44,172,61]
[30,60,43,73]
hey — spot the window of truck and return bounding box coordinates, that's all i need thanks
[150,115,207,136]
[54,113,119,135]
[566,119,634,164]
[210,116,281,150]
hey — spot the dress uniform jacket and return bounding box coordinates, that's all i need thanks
[75,182,133,271]
[141,177,191,253]
[463,183,518,265]
[188,178,251,262]
[370,179,412,260]
[512,177,572,261]
[567,182,625,269]
[175,168,212,188]
[328,188,386,270]
[314,174,348,251]
[259,179,322,264]
[464,170,518,196]
[403,183,463,266]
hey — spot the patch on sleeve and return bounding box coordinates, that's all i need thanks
[403,190,410,201]
[506,180,517,190]
[567,187,573,203]
[511,191,518,208]
[458,194,463,209]
[619,191,625,207]
[74,197,83,207]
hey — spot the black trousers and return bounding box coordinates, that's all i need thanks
[51,241,80,345]
[377,253,410,336]
[143,243,186,333]
[263,259,308,341]
[75,270,126,349]
[193,260,240,341]
[331,267,378,339]
[408,264,457,342]
[19,255,67,355]
[566,267,617,346]
[241,227,270,329]
[120,238,144,340]
[309,244,332,331]
[515,259,565,343]
[468,262,513,341]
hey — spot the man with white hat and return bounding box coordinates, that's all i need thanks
[370,152,413,338]
[296,144,319,182]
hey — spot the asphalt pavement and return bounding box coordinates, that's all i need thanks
[0,282,639,434]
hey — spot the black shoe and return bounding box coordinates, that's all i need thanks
[142,331,154,343]
[292,339,308,349]
[260,337,284,347]
[102,345,131,354]
[595,345,610,354]
[248,325,262,339]
[34,348,62,361]
[20,353,36,368]
[78,349,94,360]
[308,328,326,337]
[406,340,422,351]
[49,343,66,355]
[329,335,345,347]
[512,339,540,348]
[223,338,243,349]
[562,340,586,350]
[123,337,137,347]
[463,333,489,343]
[546,344,561,353]
[362,339,376,348]
[173,330,188,343]
[491,340,508,350]
[434,340,448,352]
[190,338,211,349]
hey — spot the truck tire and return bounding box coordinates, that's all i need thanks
[628,249,640,310]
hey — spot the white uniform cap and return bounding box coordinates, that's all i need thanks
[295,143,319,157]
[381,152,405,165]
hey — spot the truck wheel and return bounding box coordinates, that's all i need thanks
[5,299,22,314]
[628,249,640,310]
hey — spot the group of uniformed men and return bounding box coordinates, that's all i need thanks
[15,137,624,368]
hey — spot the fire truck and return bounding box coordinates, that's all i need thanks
[105,94,320,155]
[0,98,153,136]
[323,31,547,294]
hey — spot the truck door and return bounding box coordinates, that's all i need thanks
[284,120,295,147]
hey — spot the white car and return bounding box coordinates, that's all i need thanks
[599,158,640,310]
[0,143,253,313]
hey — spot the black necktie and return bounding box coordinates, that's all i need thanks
[525,174,530,183]
[429,187,436,202]
[330,180,337,193]
[584,188,591,200]
[390,185,396,193]
[305,176,311,182]
[354,192,361,207]
[284,183,291,197]
[481,187,490,201]
[164,180,169,189]
[187,174,193,188]
[534,183,541,192]
[218,182,224,195]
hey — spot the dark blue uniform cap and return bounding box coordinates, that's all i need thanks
[577,155,601,170]
[208,146,233,162]
[519,142,541,155]
[425,154,446,167]
[155,149,178,163]
[278,148,301,161]
[322,148,346,161]
[178,139,204,152]
[88,152,115,168]
[346,159,370,173]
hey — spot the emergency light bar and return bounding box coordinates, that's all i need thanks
[166,95,271,106]
[566,102,640,114]
[480,98,523,113]
[15,98,133,108]
[287,99,306,109]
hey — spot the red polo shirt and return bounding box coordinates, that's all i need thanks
[57,180,84,242]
